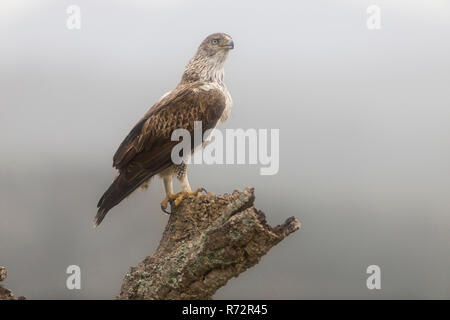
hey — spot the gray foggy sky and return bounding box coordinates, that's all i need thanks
[1,0,450,299]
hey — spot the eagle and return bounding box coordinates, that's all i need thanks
[94,33,234,227]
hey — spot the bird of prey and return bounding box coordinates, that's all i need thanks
[94,33,234,227]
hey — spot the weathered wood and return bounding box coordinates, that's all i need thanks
[118,187,300,300]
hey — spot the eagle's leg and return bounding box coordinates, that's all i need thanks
[160,164,207,213]
[173,164,207,206]
[179,164,192,193]
[160,174,176,214]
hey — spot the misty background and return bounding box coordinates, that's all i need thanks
[1,0,449,299]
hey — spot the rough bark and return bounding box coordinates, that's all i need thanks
[0,266,26,300]
[118,187,300,300]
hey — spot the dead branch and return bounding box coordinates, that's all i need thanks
[118,187,300,300]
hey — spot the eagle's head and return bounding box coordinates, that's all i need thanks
[197,33,234,62]
[182,33,234,84]
[199,33,234,52]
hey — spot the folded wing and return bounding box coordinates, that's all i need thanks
[95,83,226,226]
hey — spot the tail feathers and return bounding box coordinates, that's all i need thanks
[94,172,152,227]
[94,208,108,228]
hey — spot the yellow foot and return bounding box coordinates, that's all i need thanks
[160,193,178,214]
[160,188,207,214]
[174,187,207,206]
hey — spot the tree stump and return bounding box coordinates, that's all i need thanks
[118,187,300,300]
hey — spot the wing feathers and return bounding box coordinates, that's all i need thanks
[96,82,226,226]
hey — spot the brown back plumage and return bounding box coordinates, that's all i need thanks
[94,83,226,226]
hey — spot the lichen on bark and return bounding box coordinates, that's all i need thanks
[118,187,300,300]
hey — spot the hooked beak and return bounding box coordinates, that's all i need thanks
[223,39,234,49]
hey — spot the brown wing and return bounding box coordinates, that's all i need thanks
[94,83,226,226]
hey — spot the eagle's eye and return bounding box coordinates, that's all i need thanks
[211,39,219,45]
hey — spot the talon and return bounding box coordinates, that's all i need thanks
[197,187,207,194]
[160,204,171,214]
[190,187,207,196]
[195,187,208,198]
[173,187,208,206]
[160,193,177,214]
[161,188,208,212]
